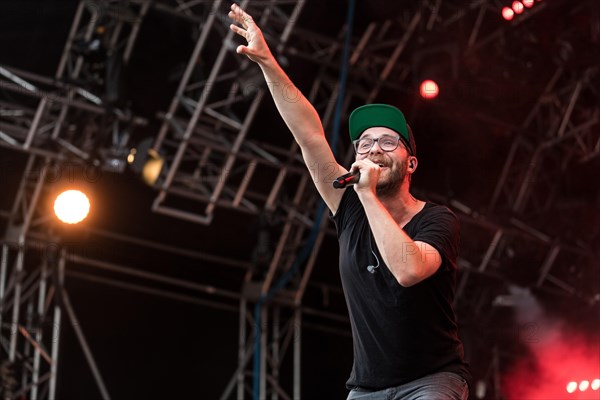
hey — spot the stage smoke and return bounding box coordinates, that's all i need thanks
[501,287,600,399]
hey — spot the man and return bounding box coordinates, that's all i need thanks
[229,4,470,399]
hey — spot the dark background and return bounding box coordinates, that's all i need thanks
[1,0,599,399]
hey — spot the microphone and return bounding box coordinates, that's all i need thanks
[332,171,360,189]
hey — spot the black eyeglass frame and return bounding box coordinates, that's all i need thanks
[352,135,411,155]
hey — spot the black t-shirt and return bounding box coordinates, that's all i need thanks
[331,189,470,390]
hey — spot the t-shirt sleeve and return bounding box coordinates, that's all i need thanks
[330,188,360,236]
[412,206,460,271]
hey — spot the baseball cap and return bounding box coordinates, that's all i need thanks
[349,104,416,156]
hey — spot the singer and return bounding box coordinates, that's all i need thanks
[229,4,470,399]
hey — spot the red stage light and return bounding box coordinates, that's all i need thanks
[523,0,534,7]
[579,380,590,391]
[512,1,524,14]
[566,382,578,394]
[502,7,515,20]
[419,80,439,99]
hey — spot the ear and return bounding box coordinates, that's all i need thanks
[408,156,418,172]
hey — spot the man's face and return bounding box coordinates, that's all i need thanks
[355,127,411,197]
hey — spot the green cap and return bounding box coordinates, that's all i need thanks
[349,104,416,155]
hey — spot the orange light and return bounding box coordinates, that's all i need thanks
[419,79,439,99]
[502,7,515,20]
[512,1,524,14]
[54,190,90,224]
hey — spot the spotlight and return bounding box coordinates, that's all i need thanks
[54,190,90,224]
[579,380,590,392]
[502,7,515,20]
[128,138,165,186]
[99,146,129,173]
[591,379,600,390]
[512,1,524,14]
[141,149,165,186]
[419,79,439,99]
[566,381,578,394]
[523,0,534,7]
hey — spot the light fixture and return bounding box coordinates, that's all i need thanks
[566,381,578,393]
[419,79,439,99]
[141,149,165,186]
[502,6,515,20]
[54,190,90,224]
[579,380,590,392]
[512,1,524,14]
[128,137,166,186]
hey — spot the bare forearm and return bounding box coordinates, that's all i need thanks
[358,193,426,286]
[258,58,325,146]
[229,3,346,212]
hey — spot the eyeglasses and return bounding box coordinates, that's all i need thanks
[353,135,403,154]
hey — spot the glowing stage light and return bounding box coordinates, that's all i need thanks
[141,149,165,186]
[566,381,578,394]
[523,0,534,7]
[592,379,600,390]
[128,140,165,186]
[512,1,524,14]
[579,380,590,391]
[54,190,90,224]
[419,79,439,99]
[502,7,515,20]
[127,148,137,164]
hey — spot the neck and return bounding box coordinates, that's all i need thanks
[379,180,424,224]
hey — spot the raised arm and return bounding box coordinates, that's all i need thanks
[228,4,347,213]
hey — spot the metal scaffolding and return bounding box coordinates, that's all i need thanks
[0,1,598,399]
[1,1,150,398]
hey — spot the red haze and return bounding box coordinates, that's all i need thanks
[502,322,600,400]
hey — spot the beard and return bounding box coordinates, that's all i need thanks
[376,158,408,198]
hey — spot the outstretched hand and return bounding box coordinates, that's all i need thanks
[228,4,273,64]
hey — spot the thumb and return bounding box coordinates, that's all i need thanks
[237,45,250,55]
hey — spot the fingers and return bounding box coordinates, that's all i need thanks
[228,3,254,29]
[229,23,247,39]
[352,159,380,172]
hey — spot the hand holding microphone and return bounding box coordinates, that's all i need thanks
[332,170,360,189]
[333,159,382,189]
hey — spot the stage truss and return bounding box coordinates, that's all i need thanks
[0,0,598,399]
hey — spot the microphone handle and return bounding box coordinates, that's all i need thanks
[332,171,360,189]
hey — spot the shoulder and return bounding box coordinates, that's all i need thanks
[423,201,456,215]
[416,202,459,227]
[330,188,362,228]
[412,202,461,268]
